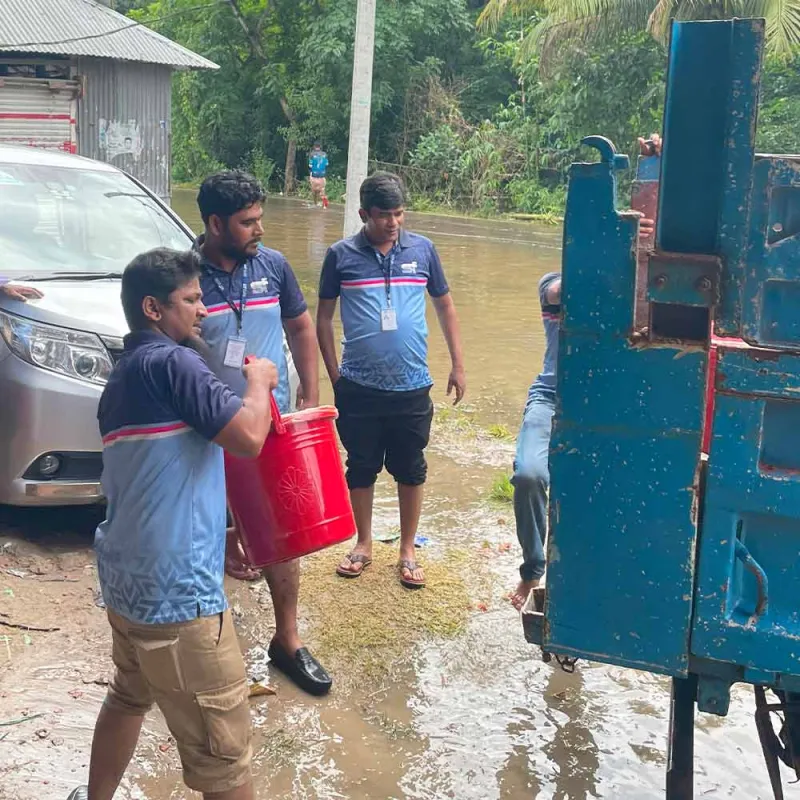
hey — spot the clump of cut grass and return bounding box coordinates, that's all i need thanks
[489,473,514,504]
[487,423,513,440]
[297,545,491,687]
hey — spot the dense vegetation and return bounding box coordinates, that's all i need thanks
[122,0,800,216]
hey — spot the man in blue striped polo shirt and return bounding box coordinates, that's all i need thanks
[195,171,331,697]
[317,172,466,590]
[73,248,277,800]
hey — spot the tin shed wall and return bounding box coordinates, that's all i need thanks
[75,58,172,201]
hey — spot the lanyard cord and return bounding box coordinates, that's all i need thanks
[208,262,249,333]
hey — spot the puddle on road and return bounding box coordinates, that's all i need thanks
[0,199,780,799]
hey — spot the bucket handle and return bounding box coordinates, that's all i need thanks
[269,392,286,435]
[245,355,286,435]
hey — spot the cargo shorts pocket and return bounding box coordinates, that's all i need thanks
[129,634,185,694]
[195,679,251,761]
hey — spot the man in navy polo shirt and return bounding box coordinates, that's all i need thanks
[195,170,331,697]
[317,172,466,590]
[71,248,276,800]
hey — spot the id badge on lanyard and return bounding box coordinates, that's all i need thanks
[378,248,398,332]
[211,263,250,370]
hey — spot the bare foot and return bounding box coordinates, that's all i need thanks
[510,578,539,611]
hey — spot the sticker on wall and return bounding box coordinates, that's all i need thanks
[98,119,143,161]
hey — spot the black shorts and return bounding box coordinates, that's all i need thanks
[334,377,434,489]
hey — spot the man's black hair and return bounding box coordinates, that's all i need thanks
[121,248,202,332]
[360,171,406,212]
[197,170,266,224]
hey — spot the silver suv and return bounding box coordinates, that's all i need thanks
[0,145,296,506]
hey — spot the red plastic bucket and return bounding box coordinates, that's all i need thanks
[224,395,355,568]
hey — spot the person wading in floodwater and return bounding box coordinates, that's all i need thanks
[509,136,659,611]
[308,142,329,209]
[316,171,466,590]
[69,248,277,800]
[195,170,332,697]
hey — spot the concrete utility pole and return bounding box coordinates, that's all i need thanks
[343,0,377,237]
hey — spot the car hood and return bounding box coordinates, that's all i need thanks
[0,279,126,338]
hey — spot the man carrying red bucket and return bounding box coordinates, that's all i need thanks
[195,172,332,697]
[317,172,467,589]
[70,248,276,800]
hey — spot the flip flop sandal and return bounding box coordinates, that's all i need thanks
[398,558,426,590]
[336,552,373,578]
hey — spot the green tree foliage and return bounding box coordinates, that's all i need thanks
[127,0,800,216]
[133,0,477,189]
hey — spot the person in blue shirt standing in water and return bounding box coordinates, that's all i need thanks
[316,172,466,590]
[195,170,331,696]
[308,142,329,209]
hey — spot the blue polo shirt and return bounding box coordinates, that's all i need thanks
[95,331,242,625]
[319,229,449,391]
[197,240,307,412]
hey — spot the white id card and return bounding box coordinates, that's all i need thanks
[380,308,398,331]
[223,336,247,369]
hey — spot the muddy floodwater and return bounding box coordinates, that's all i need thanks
[0,197,777,799]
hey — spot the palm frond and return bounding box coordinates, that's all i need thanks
[477,0,541,32]
[530,0,658,71]
[488,0,800,64]
[760,0,800,56]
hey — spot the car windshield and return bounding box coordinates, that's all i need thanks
[0,161,192,277]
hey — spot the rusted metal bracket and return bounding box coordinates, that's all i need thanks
[647,251,722,308]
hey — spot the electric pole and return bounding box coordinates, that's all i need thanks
[343,0,377,237]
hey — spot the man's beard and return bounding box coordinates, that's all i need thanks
[182,333,213,362]
[221,238,258,262]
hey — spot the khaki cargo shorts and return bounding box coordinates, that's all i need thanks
[310,176,327,194]
[105,608,251,794]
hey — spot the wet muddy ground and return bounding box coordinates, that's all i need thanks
[0,198,780,798]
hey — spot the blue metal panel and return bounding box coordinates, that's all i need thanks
[544,137,706,676]
[657,19,764,337]
[739,157,800,348]
[691,346,800,676]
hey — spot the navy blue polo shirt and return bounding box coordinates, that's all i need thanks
[95,331,242,625]
[197,239,307,412]
[318,229,449,391]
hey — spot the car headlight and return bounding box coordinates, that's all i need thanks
[0,310,113,385]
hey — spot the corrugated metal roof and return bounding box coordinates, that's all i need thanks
[0,0,219,70]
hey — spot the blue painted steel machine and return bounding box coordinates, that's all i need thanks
[523,17,800,799]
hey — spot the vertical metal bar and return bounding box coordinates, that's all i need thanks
[666,675,697,800]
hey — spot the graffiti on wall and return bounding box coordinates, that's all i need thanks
[98,119,142,160]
